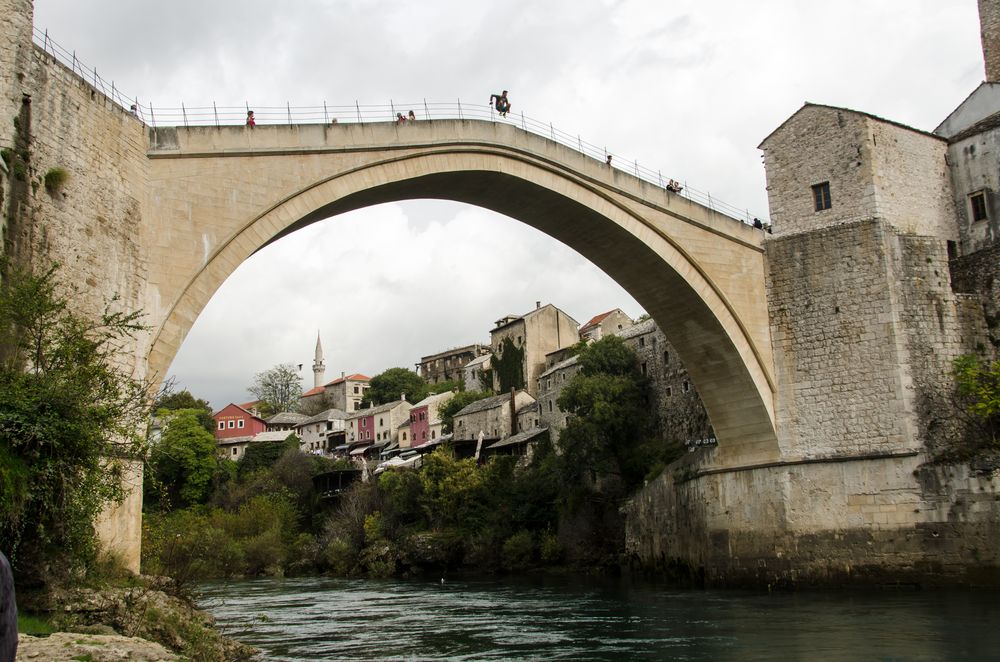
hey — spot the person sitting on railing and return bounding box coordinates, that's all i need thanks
[408,110,416,121]
[666,178,683,193]
[490,90,511,117]
[753,217,763,229]
[396,113,407,124]
[246,110,256,128]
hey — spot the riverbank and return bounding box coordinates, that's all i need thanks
[17,585,256,661]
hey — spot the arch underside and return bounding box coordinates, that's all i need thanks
[148,154,777,463]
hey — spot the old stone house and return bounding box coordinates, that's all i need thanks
[579,308,633,341]
[452,390,535,443]
[490,302,579,397]
[295,408,347,453]
[406,391,454,448]
[345,399,412,445]
[417,344,490,384]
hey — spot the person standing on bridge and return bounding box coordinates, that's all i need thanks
[246,110,256,128]
[490,90,511,116]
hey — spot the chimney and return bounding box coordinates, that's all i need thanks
[535,301,541,309]
[980,0,1000,82]
[401,392,406,402]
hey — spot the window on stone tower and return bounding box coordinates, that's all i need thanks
[970,191,989,222]
[812,182,832,211]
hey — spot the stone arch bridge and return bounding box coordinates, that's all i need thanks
[143,119,776,466]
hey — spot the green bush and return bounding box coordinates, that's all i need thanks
[323,537,356,575]
[539,531,563,565]
[43,166,68,192]
[501,530,535,570]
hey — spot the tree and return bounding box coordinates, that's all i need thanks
[556,336,663,494]
[147,409,222,509]
[0,261,148,586]
[153,387,214,433]
[952,354,1000,447]
[362,367,427,407]
[439,390,493,433]
[248,363,302,417]
[237,434,300,478]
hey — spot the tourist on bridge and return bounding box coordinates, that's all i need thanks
[408,110,416,121]
[246,110,256,128]
[490,90,511,116]
[396,112,407,124]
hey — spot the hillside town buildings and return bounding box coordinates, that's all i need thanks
[490,303,580,397]
[417,344,490,384]
[213,304,714,471]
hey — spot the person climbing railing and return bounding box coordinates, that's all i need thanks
[31,27,767,227]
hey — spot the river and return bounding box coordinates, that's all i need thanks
[196,575,1000,661]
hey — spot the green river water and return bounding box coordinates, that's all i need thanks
[196,574,1000,661]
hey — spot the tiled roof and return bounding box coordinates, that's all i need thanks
[267,411,309,425]
[253,430,297,443]
[539,355,579,379]
[299,408,348,425]
[617,317,657,340]
[486,427,548,450]
[516,401,539,415]
[412,391,455,408]
[344,399,410,420]
[454,393,514,417]
[301,386,325,397]
[325,373,370,386]
[464,354,491,369]
[580,310,615,332]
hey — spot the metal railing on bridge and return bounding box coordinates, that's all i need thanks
[33,27,767,226]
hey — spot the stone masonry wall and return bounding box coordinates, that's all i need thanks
[869,120,957,240]
[0,0,34,151]
[766,219,918,457]
[947,128,1000,253]
[951,241,1000,352]
[761,106,874,237]
[892,234,984,456]
[761,105,954,240]
[3,15,151,571]
[981,0,1000,83]
[625,452,1000,587]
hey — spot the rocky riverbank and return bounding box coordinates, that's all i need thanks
[18,585,256,661]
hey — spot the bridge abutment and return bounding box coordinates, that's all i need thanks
[624,103,1000,586]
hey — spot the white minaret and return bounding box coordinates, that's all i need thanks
[313,331,326,388]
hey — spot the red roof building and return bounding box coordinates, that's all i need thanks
[213,403,267,439]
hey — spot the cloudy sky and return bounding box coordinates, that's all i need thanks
[33,0,984,409]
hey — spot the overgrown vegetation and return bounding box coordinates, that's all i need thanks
[491,337,525,393]
[362,367,428,407]
[43,166,68,193]
[143,336,682,580]
[950,354,1000,455]
[0,261,148,590]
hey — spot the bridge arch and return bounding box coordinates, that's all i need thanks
[144,121,777,464]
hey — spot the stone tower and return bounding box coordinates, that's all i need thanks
[312,331,325,389]
[0,0,35,149]
[980,0,1000,82]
